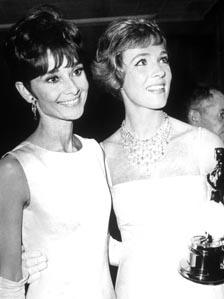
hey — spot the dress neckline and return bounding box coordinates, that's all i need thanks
[23,134,84,155]
[112,174,205,190]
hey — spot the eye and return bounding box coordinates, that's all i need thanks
[219,111,224,120]
[160,55,169,64]
[72,66,84,76]
[46,75,59,84]
[135,58,147,66]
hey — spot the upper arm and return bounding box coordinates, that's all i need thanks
[0,156,29,281]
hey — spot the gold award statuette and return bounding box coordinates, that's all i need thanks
[179,234,224,285]
[179,148,224,285]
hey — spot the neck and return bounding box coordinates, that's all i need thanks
[124,109,166,139]
[30,117,76,152]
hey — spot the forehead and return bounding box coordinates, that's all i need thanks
[212,90,224,104]
[47,50,78,72]
[203,91,224,112]
[122,44,167,64]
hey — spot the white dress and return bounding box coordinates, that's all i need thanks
[8,136,115,299]
[109,127,224,299]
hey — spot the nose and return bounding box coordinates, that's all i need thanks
[64,77,80,95]
[151,63,166,78]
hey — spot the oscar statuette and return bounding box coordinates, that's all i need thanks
[179,148,224,285]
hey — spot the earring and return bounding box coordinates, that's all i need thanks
[31,99,37,120]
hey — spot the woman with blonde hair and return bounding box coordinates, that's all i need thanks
[92,16,224,298]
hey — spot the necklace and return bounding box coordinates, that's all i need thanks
[120,112,172,175]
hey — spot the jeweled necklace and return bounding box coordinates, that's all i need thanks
[120,112,172,175]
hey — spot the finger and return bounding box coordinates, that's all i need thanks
[26,261,48,275]
[22,250,45,260]
[28,272,41,284]
[24,255,48,268]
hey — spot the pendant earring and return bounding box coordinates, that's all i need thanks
[31,99,37,120]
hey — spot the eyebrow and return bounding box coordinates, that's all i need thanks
[130,49,168,64]
[47,61,81,75]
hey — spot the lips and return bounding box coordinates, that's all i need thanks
[57,97,81,107]
[146,84,165,93]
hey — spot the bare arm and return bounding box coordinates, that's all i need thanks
[0,156,29,281]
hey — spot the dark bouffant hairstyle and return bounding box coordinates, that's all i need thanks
[3,5,85,89]
[92,16,167,96]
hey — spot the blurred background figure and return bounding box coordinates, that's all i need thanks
[187,86,224,142]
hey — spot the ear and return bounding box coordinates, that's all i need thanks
[188,109,201,126]
[15,82,34,104]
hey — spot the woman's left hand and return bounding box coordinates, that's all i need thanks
[22,249,48,283]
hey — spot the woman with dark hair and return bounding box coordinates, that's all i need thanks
[92,17,224,298]
[0,6,115,299]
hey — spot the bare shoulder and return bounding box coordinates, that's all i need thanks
[198,126,224,147]
[170,117,223,145]
[0,156,29,205]
[170,117,197,138]
[0,155,23,179]
[170,117,224,172]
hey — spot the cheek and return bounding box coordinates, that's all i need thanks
[31,85,50,100]
[39,88,60,102]
[166,68,172,82]
[206,117,220,131]
[123,78,139,95]
[37,99,54,112]
[83,80,89,91]
[36,90,60,112]
[124,69,141,82]
[79,74,89,90]
[216,119,224,128]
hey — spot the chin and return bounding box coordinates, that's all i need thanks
[70,103,86,119]
[150,98,168,110]
[72,110,85,120]
[63,107,84,121]
[149,92,168,104]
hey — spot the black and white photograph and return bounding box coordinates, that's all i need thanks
[1,0,224,298]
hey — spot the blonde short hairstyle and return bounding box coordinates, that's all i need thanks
[92,16,167,96]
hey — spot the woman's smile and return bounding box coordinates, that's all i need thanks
[146,84,166,93]
[57,95,81,107]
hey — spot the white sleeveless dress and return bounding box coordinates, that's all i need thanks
[109,127,224,299]
[8,136,115,299]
